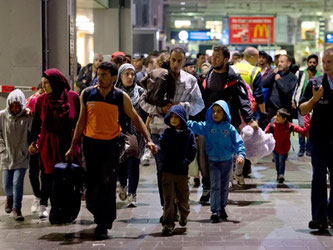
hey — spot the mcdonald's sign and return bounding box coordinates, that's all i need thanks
[229,17,274,44]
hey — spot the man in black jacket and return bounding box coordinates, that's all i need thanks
[76,53,103,94]
[262,54,298,121]
[300,47,333,231]
[198,45,258,203]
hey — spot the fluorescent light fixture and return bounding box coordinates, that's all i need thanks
[180,2,185,5]
[175,20,191,28]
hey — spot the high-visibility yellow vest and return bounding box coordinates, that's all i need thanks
[233,62,261,90]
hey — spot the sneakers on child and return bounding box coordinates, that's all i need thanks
[127,194,137,207]
[5,197,13,214]
[210,213,220,223]
[39,205,48,219]
[13,209,24,221]
[179,217,187,227]
[119,186,128,201]
[162,225,174,236]
[200,189,210,204]
[220,208,228,220]
[278,175,285,184]
[31,197,40,214]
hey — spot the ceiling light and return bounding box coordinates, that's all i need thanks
[180,2,185,5]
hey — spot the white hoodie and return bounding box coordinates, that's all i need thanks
[0,89,32,170]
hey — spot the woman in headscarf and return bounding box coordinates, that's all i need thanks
[116,63,146,207]
[29,68,80,219]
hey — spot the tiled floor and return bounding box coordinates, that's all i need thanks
[1,138,332,249]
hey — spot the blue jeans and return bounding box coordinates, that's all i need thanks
[209,159,232,213]
[311,141,333,222]
[118,157,140,195]
[2,168,26,210]
[152,133,164,206]
[273,151,288,176]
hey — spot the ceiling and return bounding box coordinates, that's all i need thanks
[164,0,333,17]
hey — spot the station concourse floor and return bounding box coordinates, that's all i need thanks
[1,138,333,249]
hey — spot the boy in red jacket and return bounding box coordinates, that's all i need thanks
[265,108,309,183]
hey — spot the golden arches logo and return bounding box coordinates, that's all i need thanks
[253,24,268,38]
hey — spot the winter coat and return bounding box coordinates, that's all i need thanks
[187,100,245,162]
[203,65,254,128]
[159,105,196,175]
[0,89,32,170]
[262,70,298,112]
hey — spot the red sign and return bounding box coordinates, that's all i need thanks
[229,17,274,44]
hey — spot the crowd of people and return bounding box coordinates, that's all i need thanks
[0,45,333,239]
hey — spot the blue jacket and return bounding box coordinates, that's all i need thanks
[159,105,196,175]
[187,100,245,162]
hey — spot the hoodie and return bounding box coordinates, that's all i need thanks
[0,89,32,170]
[187,100,245,162]
[159,105,196,175]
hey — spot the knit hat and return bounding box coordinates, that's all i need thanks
[184,58,197,67]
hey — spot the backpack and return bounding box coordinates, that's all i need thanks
[139,68,176,107]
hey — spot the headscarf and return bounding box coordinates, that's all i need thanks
[42,68,71,118]
[116,63,140,106]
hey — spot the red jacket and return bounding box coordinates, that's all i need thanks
[265,117,309,154]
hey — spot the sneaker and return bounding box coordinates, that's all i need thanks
[31,197,40,214]
[127,194,137,207]
[228,181,234,191]
[220,208,228,220]
[235,173,245,187]
[179,217,187,227]
[193,178,200,188]
[306,150,311,157]
[308,220,328,230]
[298,150,305,157]
[39,205,48,219]
[93,225,108,240]
[119,186,128,201]
[278,175,285,184]
[5,197,13,214]
[162,225,174,236]
[210,213,220,223]
[200,189,210,204]
[13,209,24,221]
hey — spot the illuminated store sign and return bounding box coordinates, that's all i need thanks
[229,17,274,44]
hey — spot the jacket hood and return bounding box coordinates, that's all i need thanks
[164,105,188,129]
[6,89,26,117]
[206,100,231,123]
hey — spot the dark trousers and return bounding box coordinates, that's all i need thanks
[162,172,190,228]
[83,136,121,229]
[152,133,164,206]
[40,165,53,207]
[118,157,140,195]
[311,141,333,222]
[29,153,41,198]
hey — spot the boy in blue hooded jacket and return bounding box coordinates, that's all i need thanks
[187,100,245,223]
[159,105,196,236]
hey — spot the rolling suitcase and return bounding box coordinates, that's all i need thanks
[49,161,83,225]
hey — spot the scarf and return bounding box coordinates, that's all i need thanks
[116,63,140,106]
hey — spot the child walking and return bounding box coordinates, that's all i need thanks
[159,105,196,236]
[265,108,309,183]
[0,89,32,221]
[187,100,245,223]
